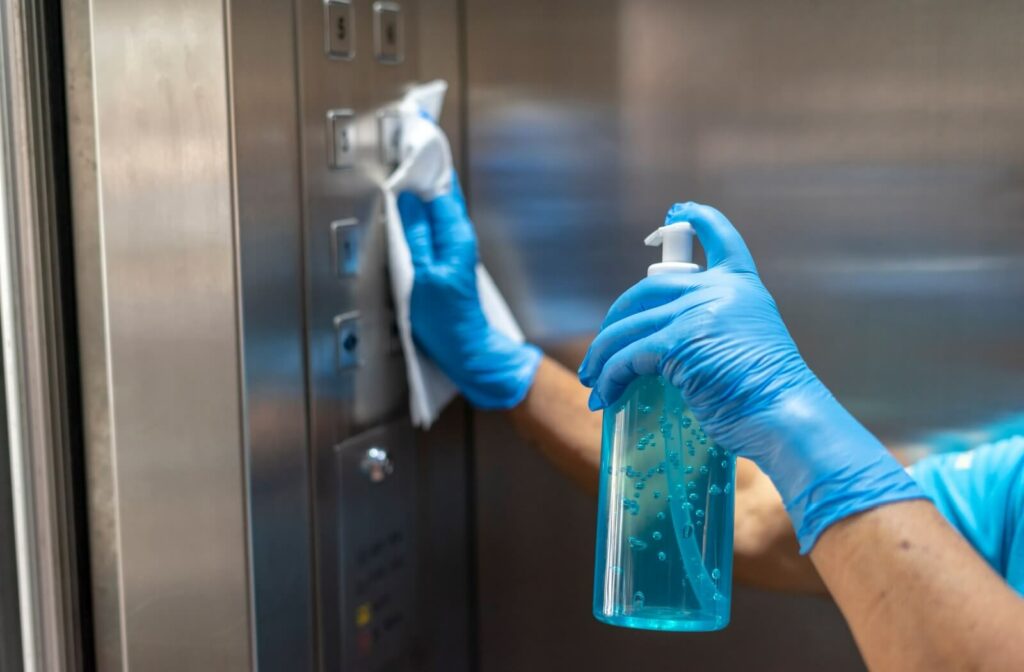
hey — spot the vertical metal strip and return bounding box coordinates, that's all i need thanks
[0,0,87,669]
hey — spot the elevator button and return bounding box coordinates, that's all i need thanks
[330,218,361,277]
[325,0,355,59]
[373,2,403,64]
[334,312,361,370]
[377,110,402,169]
[360,447,394,483]
[326,109,356,169]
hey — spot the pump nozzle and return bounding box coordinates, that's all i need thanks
[645,216,700,276]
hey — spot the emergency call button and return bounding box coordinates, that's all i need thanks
[325,0,354,59]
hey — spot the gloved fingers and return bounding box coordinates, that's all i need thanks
[587,338,663,410]
[397,192,434,267]
[671,202,757,274]
[579,301,680,386]
[426,191,478,264]
[599,274,703,330]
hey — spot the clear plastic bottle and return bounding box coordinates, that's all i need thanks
[592,216,735,632]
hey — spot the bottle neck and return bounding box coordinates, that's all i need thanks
[648,261,701,276]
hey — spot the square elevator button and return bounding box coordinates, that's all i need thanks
[325,0,355,59]
[326,109,355,169]
[373,2,403,64]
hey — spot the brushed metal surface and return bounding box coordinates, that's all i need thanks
[294,2,420,667]
[229,0,316,668]
[66,0,253,668]
[2,0,88,668]
[465,0,1024,669]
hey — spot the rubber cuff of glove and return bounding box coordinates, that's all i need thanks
[787,455,929,554]
[463,343,543,411]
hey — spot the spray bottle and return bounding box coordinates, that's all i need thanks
[592,205,735,631]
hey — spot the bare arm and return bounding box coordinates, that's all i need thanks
[505,355,824,593]
[811,501,1024,671]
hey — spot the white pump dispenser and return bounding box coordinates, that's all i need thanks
[644,221,700,276]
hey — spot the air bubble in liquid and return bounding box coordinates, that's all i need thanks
[682,524,694,539]
[657,552,667,562]
[656,511,666,521]
[689,493,698,502]
[628,536,648,551]
[721,460,728,469]
[700,465,709,475]
[712,568,721,580]
[709,485,722,496]
[695,509,705,519]
[652,531,662,541]
[633,591,646,608]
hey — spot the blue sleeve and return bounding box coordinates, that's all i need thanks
[908,437,1024,593]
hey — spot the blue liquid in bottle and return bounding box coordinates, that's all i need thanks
[592,375,735,631]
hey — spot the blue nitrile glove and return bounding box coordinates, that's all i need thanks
[578,201,925,552]
[397,178,541,409]
[909,437,1024,594]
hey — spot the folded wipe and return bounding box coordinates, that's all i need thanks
[382,80,527,428]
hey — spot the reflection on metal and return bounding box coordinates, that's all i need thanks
[2,0,88,670]
[64,0,469,668]
[465,0,1024,670]
[466,0,1024,446]
[64,0,254,667]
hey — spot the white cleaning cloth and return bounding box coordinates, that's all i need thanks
[383,80,527,428]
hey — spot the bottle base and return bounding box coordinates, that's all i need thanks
[593,607,729,632]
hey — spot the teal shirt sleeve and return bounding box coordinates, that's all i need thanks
[908,437,1024,595]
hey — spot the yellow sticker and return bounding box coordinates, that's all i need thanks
[356,603,372,627]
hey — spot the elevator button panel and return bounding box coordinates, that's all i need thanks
[334,311,361,370]
[331,217,362,277]
[373,2,403,64]
[326,109,356,169]
[333,422,416,670]
[325,0,355,59]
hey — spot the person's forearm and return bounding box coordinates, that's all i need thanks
[733,458,826,595]
[506,356,602,496]
[811,500,1024,671]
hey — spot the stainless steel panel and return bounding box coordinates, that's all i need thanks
[320,421,417,671]
[465,0,1024,670]
[65,0,253,668]
[295,0,421,667]
[3,0,90,669]
[229,0,316,668]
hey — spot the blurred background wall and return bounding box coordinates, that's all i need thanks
[462,1,1024,669]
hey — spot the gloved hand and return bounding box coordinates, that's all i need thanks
[398,178,541,409]
[578,201,925,552]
